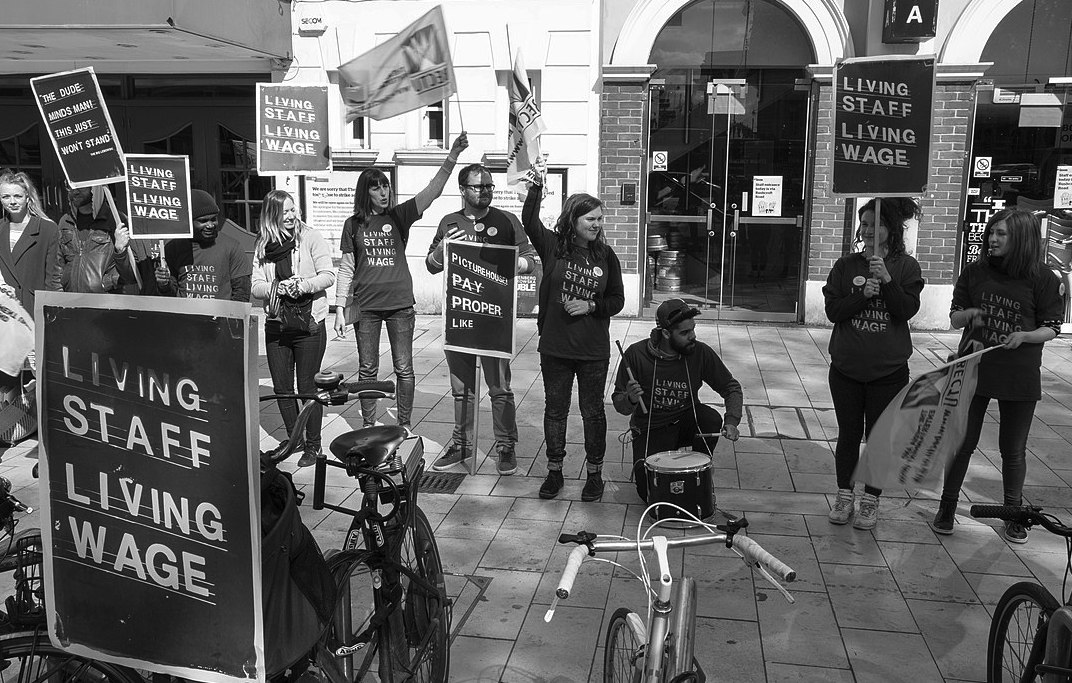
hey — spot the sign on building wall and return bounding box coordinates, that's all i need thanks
[832,55,935,197]
[442,241,517,358]
[124,154,193,239]
[882,0,938,44]
[302,171,364,258]
[257,83,331,174]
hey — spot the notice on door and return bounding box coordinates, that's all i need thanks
[752,176,783,216]
[832,55,934,196]
[1055,166,1072,209]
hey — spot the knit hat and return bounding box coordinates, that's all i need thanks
[656,298,701,330]
[190,189,219,219]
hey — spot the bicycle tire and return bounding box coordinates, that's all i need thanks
[0,631,144,683]
[604,608,645,683]
[988,581,1061,682]
[392,505,449,682]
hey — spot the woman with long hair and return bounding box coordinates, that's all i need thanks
[521,182,625,502]
[333,133,468,430]
[823,197,924,531]
[0,171,61,313]
[929,209,1062,542]
[252,190,335,466]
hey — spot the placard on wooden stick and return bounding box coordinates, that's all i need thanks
[256,83,331,174]
[124,154,193,240]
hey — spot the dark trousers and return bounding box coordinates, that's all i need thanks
[266,320,327,450]
[829,364,910,496]
[540,354,609,474]
[631,403,723,501]
[940,394,1035,505]
[355,307,415,427]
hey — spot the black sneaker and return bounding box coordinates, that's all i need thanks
[1004,521,1029,544]
[297,447,319,468]
[432,443,470,471]
[539,470,564,499]
[928,501,957,535]
[581,472,604,502]
[496,444,518,476]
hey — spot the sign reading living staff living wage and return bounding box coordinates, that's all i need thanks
[30,67,125,188]
[832,55,934,196]
[257,83,331,174]
[443,241,517,359]
[124,154,193,239]
[35,293,264,683]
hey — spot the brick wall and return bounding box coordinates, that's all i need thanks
[598,82,647,273]
[807,81,974,287]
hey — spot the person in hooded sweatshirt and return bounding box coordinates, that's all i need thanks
[612,298,743,501]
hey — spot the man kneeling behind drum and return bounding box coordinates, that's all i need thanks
[612,299,743,501]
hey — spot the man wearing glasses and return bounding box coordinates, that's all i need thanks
[426,164,537,475]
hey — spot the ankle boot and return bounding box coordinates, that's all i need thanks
[929,500,957,535]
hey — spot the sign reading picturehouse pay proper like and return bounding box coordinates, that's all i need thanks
[443,241,517,359]
[124,154,193,240]
[36,293,264,683]
[832,55,935,196]
[31,67,125,188]
[256,83,331,174]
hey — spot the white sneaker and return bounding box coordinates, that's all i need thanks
[828,489,855,525]
[853,493,880,530]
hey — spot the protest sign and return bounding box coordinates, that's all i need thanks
[30,67,125,188]
[124,154,193,239]
[338,6,456,121]
[443,241,517,358]
[36,293,263,683]
[257,83,331,174]
[832,55,934,196]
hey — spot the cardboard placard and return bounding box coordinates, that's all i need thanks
[36,293,263,683]
[124,154,193,239]
[256,83,331,174]
[443,241,517,358]
[30,67,125,188]
[832,55,935,197]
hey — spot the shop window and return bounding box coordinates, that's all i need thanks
[219,125,272,233]
[144,124,195,158]
[350,116,368,148]
[424,101,445,147]
[0,124,46,213]
[981,1,1072,83]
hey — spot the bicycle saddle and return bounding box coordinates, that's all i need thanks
[329,425,408,469]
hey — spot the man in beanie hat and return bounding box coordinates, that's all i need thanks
[611,298,744,501]
[156,189,250,301]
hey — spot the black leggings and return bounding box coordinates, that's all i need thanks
[630,404,723,501]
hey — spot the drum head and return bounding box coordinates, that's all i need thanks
[645,450,711,473]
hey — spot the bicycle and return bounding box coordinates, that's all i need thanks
[260,372,450,683]
[546,502,797,683]
[970,504,1072,683]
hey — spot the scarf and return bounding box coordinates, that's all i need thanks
[264,233,296,280]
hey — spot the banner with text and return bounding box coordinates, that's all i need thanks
[257,83,331,174]
[30,67,125,188]
[36,293,263,683]
[443,241,517,358]
[832,55,934,196]
[124,155,193,239]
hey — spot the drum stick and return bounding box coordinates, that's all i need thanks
[615,340,647,414]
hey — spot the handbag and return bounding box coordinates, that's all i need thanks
[279,294,315,334]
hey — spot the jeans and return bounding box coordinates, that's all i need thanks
[266,320,327,451]
[355,307,416,427]
[540,354,609,474]
[940,394,1035,506]
[631,403,724,501]
[445,350,517,448]
[829,364,910,496]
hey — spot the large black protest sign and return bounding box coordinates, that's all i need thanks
[833,55,934,196]
[443,241,517,358]
[31,67,125,188]
[257,83,331,174]
[37,293,263,683]
[124,154,193,239]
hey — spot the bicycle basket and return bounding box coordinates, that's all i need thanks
[5,532,45,627]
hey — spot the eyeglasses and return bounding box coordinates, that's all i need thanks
[463,183,495,192]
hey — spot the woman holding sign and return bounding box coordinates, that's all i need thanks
[252,190,335,467]
[333,133,468,430]
[823,197,923,532]
[930,210,1062,543]
[521,181,625,502]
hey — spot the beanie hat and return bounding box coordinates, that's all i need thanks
[191,189,219,220]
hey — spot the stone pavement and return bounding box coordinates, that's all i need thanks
[3,316,1072,682]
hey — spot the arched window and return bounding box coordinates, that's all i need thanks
[980,0,1072,83]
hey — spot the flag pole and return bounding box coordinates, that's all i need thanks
[453,91,465,134]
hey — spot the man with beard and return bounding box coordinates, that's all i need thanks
[157,189,250,301]
[612,298,743,501]
[425,163,536,475]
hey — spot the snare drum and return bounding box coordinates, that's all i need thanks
[644,450,714,526]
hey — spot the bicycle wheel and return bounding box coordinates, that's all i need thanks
[988,581,1060,682]
[391,505,449,682]
[604,608,645,683]
[0,631,144,683]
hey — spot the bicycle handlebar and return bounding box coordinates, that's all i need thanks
[733,536,796,582]
[970,504,1072,538]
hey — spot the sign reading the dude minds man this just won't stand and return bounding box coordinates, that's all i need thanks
[30,67,125,188]
[443,241,518,359]
[832,55,935,196]
[257,83,331,174]
[124,154,193,240]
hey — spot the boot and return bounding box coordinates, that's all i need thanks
[929,500,957,535]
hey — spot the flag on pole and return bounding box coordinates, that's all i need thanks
[337,6,457,122]
[506,49,546,189]
[852,345,999,491]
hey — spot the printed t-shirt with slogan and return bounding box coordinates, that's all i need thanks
[341,199,420,311]
[164,234,250,300]
[538,245,614,361]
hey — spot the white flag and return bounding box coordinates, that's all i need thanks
[506,49,546,189]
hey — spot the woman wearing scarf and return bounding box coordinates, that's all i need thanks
[252,190,335,466]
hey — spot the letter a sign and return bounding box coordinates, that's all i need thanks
[882,0,937,43]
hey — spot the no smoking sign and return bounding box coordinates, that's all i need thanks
[652,150,667,172]
[973,156,992,178]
